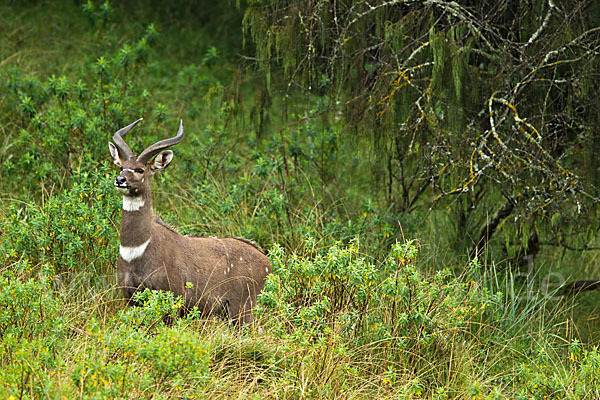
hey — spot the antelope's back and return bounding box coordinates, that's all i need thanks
[177,236,270,291]
[222,237,271,289]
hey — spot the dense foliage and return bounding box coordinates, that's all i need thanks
[0,1,599,398]
[243,0,600,259]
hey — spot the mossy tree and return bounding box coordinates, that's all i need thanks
[241,0,600,269]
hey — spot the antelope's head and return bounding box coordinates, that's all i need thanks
[108,118,183,197]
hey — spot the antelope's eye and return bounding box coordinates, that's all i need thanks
[135,168,144,174]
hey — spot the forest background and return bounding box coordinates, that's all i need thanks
[1,0,600,398]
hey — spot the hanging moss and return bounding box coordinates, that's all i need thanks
[430,28,448,99]
[240,0,600,255]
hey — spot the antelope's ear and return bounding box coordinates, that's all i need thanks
[108,142,123,167]
[150,150,173,174]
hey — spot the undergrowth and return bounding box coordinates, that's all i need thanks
[1,239,598,398]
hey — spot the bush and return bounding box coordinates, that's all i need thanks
[0,264,66,397]
[0,166,119,277]
[259,239,491,343]
[0,21,158,195]
[255,238,503,396]
[67,289,211,399]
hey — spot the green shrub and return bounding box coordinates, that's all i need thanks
[67,290,211,399]
[511,340,600,399]
[0,166,119,276]
[0,20,158,194]
[0,262,64,342]
[255,238,503,396]
[115,289,186,330]
[0,264,66,398]
[258,239,492,345]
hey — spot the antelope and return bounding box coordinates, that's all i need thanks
[108,118,270,325]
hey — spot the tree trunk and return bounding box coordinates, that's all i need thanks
[470,200,515,259]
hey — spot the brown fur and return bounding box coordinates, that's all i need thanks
[111,133,270,325]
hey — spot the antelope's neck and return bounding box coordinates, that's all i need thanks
[120,193,153,247]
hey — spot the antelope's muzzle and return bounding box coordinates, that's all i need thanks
[114,175,129,191]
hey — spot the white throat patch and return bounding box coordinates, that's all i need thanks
[123,195,145,211]
[120,238,151,263]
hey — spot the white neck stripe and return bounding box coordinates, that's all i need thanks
[123,195,145,211]
[120,238,151,263]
